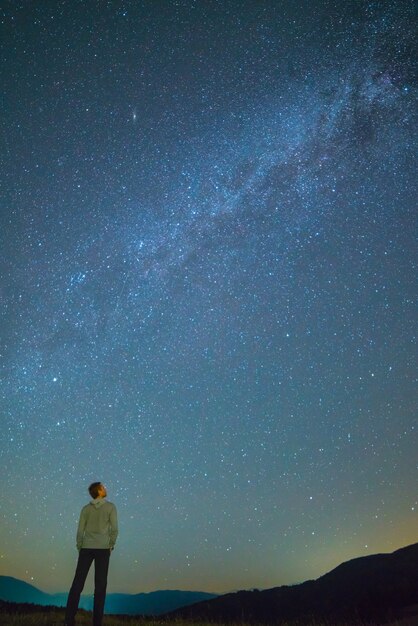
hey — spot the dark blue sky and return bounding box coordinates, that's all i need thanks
[1,0,417,594]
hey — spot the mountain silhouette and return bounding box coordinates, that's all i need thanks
[0,577,50,605]
[167,542,418,624]
[0,576,217,615]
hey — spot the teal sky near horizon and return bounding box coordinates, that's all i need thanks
[1,0,417,595]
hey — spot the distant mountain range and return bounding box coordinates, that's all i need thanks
[168,542,418,624]
[0,576,217,615]
[1,543,417,623]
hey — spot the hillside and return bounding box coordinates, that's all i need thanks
[0,577,217,615]
[168,542,418,624]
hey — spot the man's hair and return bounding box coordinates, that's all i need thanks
[88,482,102,499]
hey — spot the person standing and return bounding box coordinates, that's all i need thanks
[65,482,118,626]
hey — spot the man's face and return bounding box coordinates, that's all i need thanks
[98,484,107,498]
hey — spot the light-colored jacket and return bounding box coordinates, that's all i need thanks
[76,498,118,550]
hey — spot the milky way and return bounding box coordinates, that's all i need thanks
[1,1,417,594]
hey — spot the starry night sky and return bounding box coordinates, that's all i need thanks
[1,0,417,596]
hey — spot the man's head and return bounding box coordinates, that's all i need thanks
[88,482,107,499]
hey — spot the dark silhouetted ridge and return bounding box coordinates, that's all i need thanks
[167,542,418,624]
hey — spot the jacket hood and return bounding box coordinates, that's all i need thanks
[90,498,107,508]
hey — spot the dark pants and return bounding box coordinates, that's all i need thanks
[65,548,110,626]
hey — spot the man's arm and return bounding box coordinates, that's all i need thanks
[109,505,118,550]
[76,508,87,550]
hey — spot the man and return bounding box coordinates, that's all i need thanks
[65,482,118,626]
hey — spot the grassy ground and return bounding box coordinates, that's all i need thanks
[0,612,266,626]
[1,610,417,626]
[0,611,370,626]
[0,618,367,626]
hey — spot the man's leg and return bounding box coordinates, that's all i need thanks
[92,549,110,626]
[65,549,94,626]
